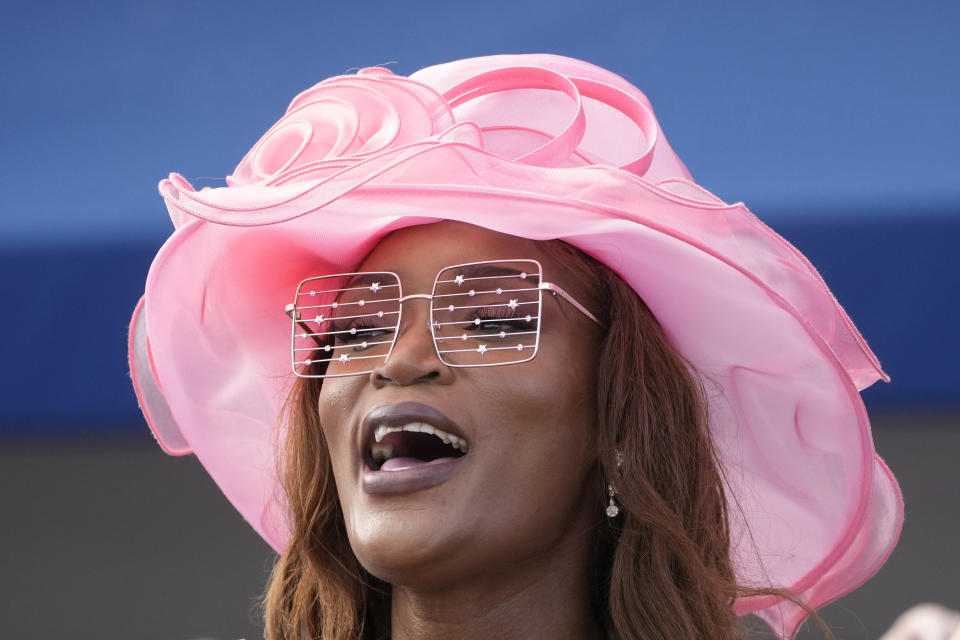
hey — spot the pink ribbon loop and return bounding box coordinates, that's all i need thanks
[568,76,659,176]
[442,66,586,168]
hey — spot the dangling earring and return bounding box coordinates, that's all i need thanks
[606,449,624,518]
[606,484,619,518]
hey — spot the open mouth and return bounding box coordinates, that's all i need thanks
[365,422,469,471]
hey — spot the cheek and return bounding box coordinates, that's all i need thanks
[316,380,360,471]
[486,368,592,434]
[469,346,599,484]
[513,339,598,433]
[462,363,599,554]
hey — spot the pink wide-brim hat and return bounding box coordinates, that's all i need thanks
[128,53,902,638]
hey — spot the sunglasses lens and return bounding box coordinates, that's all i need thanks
[292,272,401,377]
[431,261,541,367]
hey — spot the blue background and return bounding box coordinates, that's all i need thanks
[2,0,958,432]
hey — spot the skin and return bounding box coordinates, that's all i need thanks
[318,221,606,640]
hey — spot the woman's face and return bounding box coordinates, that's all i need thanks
[317,221,603,588]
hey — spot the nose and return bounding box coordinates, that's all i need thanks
[370,297,455,388]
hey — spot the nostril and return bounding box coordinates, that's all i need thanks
[372,336,451,386]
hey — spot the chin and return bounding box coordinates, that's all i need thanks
[346,507,481,588]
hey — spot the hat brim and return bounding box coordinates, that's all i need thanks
[132,173,900,627]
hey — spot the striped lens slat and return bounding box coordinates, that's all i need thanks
[430,260,542,367]
[291,272,401,378]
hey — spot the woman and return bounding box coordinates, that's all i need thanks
[128,54,903,639]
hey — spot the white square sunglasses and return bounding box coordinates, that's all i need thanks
[285,259,602,379]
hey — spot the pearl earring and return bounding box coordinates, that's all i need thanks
[606,449,624,518]
[606,484,619,518]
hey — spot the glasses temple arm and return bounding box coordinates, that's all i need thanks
[539,282,604,327]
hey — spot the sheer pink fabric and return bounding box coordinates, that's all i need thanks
[127,53,902,638]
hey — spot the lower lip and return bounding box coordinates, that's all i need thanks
[362,457,465,495]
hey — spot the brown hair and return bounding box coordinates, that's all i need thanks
[262,241,831,639]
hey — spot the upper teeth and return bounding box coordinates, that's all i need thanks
[374,422,469,453]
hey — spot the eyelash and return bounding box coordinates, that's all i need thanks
[466,307,536,333]
[330,318,394,346]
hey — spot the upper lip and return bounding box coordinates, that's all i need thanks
[360,401,468,464]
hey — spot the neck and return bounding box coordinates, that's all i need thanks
[388,525,605,640]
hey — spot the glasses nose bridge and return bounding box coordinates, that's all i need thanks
[394,291,438,342]
[399,292,434,304]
